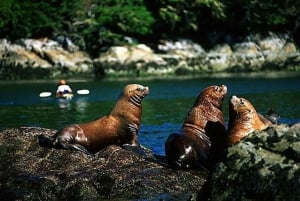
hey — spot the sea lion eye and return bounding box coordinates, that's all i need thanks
[136,86,143,91]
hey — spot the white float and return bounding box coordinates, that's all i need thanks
[39,92,52,98]
[76,89,90,95]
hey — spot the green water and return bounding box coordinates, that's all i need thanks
[1,73,300,155]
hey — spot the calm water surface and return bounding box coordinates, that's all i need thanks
[1,73,300,155]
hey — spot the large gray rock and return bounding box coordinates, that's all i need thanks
[0,38,93,79]
[94,44,169,76]
[0,127,208,200]
[94,33,300,76]
[209,123,300,201]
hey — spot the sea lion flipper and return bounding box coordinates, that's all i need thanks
[122,143,145,156]
[58,140,93,156]
[69,143,94,156]
[38,135,55,147]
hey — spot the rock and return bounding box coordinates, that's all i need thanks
[208,124,300,201]
[94,44,168,76]
[0,39,52,69]
[0,38,93,79]
[1,32,300,79]
[0,127,208,200]
[205,44,233,72]
[157,39,205,54]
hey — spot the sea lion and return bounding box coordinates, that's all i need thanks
[165,85,227,169]
[227,95,272,146]
[265,108,280,124]
[52,84,149,155]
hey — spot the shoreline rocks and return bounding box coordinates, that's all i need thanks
[0,32,299,80]
[0,127,208,200]
[0,38,93,80]
[1,123,300,200]
[208,123,300,201]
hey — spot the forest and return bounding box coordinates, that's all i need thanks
[0,0,299,54]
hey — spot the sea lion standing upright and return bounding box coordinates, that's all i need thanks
[165,85,227,169]
[227,95,272,146]
[52,84,149,155]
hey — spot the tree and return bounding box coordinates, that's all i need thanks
[0,0,83,39]
[75,0,155,55]
[145,0,226,38]
[224,0,300,32]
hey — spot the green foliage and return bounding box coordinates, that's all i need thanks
[0,0,83,39]
[73,0,155,55]
[91,0,155,35]
[145,0,226,37]
[0,0,299,52]
[224,0,300,31]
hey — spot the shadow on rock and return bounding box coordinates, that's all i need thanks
[0,127,208,200]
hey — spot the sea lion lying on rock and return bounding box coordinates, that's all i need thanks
[227,95,272,146]
[52,84,149,155]
[165,85,227,169]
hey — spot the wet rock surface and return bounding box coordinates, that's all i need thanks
[208,123,300,201]
[0,127,208,201]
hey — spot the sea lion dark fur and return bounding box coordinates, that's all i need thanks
[165,85,227,169]
[52,84,149,155]
[227,95,272,146]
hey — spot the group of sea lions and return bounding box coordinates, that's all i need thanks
[49,83,276,170]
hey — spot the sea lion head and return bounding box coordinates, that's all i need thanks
[229,95,256,122]
[121,84,149,106]
[195,85,227,109]
[227,95,271,146]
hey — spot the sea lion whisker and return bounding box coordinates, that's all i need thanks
[130,95,143,107]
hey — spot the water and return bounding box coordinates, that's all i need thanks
[1,72,300,155]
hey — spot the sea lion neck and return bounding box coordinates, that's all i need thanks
[194,94,223,110]
[109,96,142,122]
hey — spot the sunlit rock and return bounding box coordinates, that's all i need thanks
[94,44,167,76]
[208,123,300,201]
[0,38,93,79]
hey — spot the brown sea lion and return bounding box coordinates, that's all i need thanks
[227,95,272,146]
[52,84,149,155]
[165,85,227,169]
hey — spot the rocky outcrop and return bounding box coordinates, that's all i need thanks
[95,33,300,76]
[94,44,168,76]
[0,38,93,80]
[1,123,300,200]
[0,127,208,200]
[208,123,300,201]
[0,32,299,79]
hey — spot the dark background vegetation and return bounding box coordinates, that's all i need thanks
[0,0,299,56]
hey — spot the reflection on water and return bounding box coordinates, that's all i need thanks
[1,74,300,155]
[57,98,71,109]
